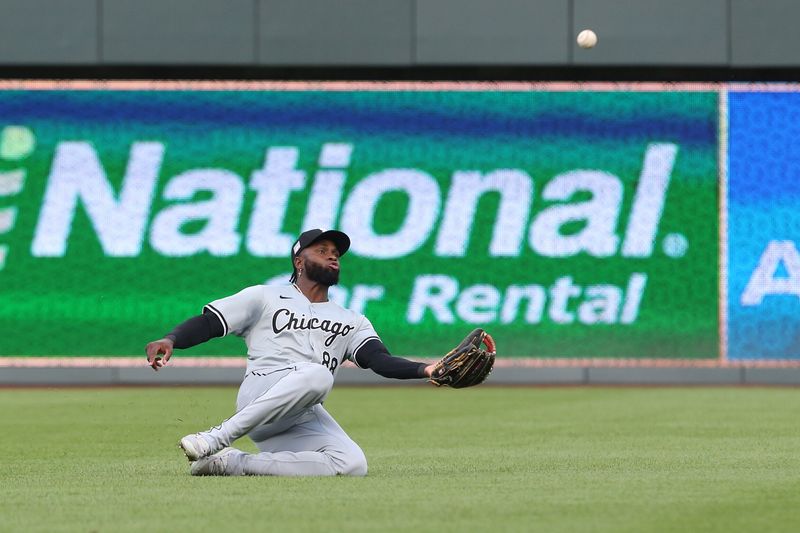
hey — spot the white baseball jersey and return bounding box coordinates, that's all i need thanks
[203,284,379,376]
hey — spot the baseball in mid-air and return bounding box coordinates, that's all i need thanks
[577,29,598,49]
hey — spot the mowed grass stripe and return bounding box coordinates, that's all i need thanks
[0,387,798,532]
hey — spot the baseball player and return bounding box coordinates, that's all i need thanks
[144,229,436,477]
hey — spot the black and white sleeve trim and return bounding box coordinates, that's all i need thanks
[350,336,380,367]
[203,304,229,337]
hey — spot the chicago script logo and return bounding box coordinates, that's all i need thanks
[271,308,354,346]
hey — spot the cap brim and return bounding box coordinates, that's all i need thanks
[308,230,351,256]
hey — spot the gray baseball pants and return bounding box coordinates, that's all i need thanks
[201,361,367,476]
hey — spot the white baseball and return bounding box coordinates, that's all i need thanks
[577,29,598,49]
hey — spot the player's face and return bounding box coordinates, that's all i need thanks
[301,240,341,286]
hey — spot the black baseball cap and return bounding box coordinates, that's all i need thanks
[289,229,351,283]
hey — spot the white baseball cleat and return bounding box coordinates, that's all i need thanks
[179,433,213,461]
[190,447,243,476]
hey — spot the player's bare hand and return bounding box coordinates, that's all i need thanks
[145,338,174,371]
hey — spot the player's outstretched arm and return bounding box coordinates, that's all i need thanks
[354,339,433,379]
[144,311,225,371]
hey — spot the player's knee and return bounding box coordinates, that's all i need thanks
[341,448,368,477]
[306,364,334,398]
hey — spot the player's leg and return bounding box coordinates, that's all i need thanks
[180,362,334,460]
[191,404,367,477]
[245,404,368,476]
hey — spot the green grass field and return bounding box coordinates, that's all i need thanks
[1,386,798,532]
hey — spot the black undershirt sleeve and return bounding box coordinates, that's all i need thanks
[354,339,428,380]
[165,309,225,349]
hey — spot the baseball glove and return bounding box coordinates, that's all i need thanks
[429,328,496,388]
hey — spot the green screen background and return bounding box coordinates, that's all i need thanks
[0,88,719,358]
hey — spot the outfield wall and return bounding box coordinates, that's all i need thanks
[1,81,799,383]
